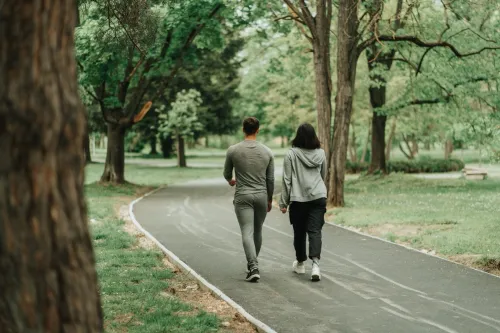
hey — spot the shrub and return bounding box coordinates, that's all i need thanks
[345,158,465,174]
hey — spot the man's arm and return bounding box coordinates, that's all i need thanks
[279,153,292,209]
[223,147,234,184]
[266,152,275,203]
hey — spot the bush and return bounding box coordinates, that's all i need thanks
[345,158,465,174]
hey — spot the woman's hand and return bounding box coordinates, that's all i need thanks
[280,207,287,214]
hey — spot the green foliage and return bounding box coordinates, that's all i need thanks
[158,89,203,139]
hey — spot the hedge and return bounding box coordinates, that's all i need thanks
[346,158,465,174]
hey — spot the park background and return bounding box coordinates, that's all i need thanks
[76,0,499,331]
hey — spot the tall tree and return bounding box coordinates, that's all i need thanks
[77,0,224,183]
[364,0,500,173]
[158,89,204,167]
[0,0,102,331]
[279,1,333,163]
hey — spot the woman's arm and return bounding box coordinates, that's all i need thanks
[279,152,292,209]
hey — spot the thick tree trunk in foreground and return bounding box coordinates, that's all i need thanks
[177,135,187,168]
[100,123,126,183]
[328,0,359,207]
[0,1,103,331]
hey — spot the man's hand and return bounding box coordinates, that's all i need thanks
[280,207,287,214]
[228,179,236,187]
[267,200,273,212]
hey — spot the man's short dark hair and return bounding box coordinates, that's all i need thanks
[243,117,260,135]
[291,123,321,149]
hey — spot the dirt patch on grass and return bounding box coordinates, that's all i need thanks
[119,202,257,333]
[449,255,500,276]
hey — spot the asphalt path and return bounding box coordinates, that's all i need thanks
[132,178,500,333]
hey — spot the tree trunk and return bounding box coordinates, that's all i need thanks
[160,136,174,158]
[328,0,359,207]
[424,141,431,150]
[369,113,387,173]
[349,122,358,163]
[361,119,371,163]
[205,136,209,148]
[411,140,419,157]
[0,1,103,331]
[100,123,126,183]
[366,44,396,174]
[281,136,285,148]
[444,140,453,159]
[150,136,158,155]
[84,130,92,164]
[312,45,333,164]
[385,117,397,161]
[177,135,187,168]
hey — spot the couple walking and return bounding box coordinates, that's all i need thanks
[223,117,327,283]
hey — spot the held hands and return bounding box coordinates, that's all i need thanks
[280,207,287,214]
[228,179,236,187]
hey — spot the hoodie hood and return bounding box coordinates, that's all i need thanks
[290,148,325,168]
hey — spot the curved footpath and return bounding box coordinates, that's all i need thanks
[132,178,500,333]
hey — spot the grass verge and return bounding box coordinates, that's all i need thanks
[86,164,256,332]
[329,174,500,275]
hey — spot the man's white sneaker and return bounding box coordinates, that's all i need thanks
[311,262,321,281]
[293,260,306,274]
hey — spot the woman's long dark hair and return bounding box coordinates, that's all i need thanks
[291,123,321,149]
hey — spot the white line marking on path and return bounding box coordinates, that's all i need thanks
[129,188,277,333]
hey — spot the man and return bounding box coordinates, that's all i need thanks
[223,117,274,282]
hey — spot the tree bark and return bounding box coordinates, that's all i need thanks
[444,140,454,159]
[0,1,103,331]
[328,0,359,207]
[385,117,397,161]
[84,130,92,164]
[312,43,333,164]
[366,44,396,174]
[100,123,126,183]
[150,136,158,155]
[177,135,187,168]
[369,113,387,173]
[349,122,358,163]
[160,136,174,158]
[360,119,371,163]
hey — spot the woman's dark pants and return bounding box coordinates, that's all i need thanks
[289,198,326,262]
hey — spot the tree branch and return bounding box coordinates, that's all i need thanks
[360,34,500,58]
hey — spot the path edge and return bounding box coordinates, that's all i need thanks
[129,187,278,333]
[273,192,499,280]
[324,220,500,279]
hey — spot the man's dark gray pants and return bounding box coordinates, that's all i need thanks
[233,192,268,270]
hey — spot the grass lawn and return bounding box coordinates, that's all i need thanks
[330,174,500,273]
[85,164,254,333]
[85,163,223,185]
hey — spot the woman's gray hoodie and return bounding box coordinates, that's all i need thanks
[279,147,327,209]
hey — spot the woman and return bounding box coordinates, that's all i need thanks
[279,123,327,282]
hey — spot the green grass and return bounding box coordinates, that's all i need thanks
[332,174,500,261]
[85,163,223,186]
[86,166,221,332]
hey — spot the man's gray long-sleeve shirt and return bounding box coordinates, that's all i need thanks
[223,140,275,201]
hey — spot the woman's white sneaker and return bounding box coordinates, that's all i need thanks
[293,260,306,274]
[311,262,321,281]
